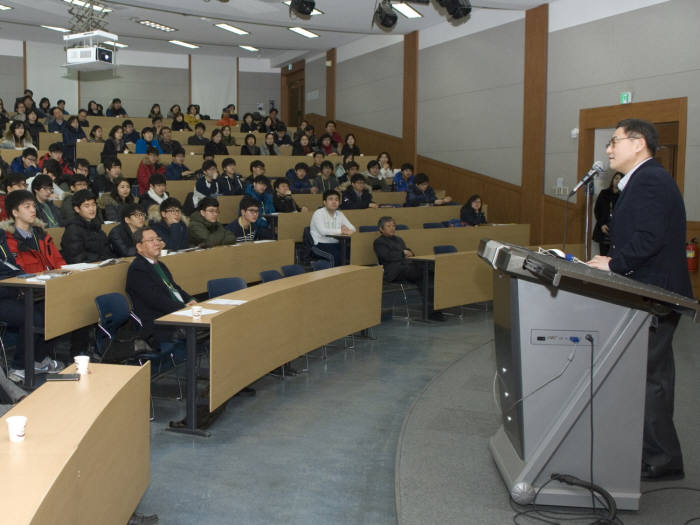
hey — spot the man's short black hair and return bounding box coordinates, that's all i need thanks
[253,175,270,187]
[151,116,163,124]
[112,98,122,104]
[367,160,380,170]
[146,146,160,156]
[401,163,414,172]
[78,108,87,115]
[414,173,429,185]
[615,118,659,156]
[350,173,366,184]
[5,189,34,217]
[273,178,289,190]
[294,162,309,172]
[141,126,154,136]
[31,174,53,193]
[222,157,236,169]
[48,142,63,153]
[346,161,359,170]
[198,196,219,211]
[104,157,121,170]
[320,160,334,171]
[249,160,264,171]
[313,150,324,158]
[149,173,166,186]
[72,189,96,208]
[123,119,134,127]
[122,203,142,220]
[325,120,336,127]
[377,216,395,229]
[172,147,186,157]
[277,123,287,132]
[323,189,340,201]
[239,195,259,212]
[42,159,61,178]
[195,122,206,131]
[21,147,36,159]
[269,108,278,115]
[306,125,315,132]
[70,174,88,187]
[57,99,66,105]
[160,197,182,213]
[74,158,90,170]
[3,172,26,190]
[202,159,217,172]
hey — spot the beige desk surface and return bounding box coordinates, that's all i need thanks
[158,265,383,410]
[0,363,150,525]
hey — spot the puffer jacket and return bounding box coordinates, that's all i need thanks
[187,209,236,248]
[0,218,66,273]
[61,215,113,263]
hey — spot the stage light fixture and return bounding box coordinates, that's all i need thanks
[289,0,315,17]
[437,0,472,20]
[374,0,398,29]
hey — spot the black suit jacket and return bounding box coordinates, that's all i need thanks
[373,234,413,282]
[609,158,692,297]
[125,254,194,342]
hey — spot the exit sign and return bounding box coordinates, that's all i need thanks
[620,91,632,104]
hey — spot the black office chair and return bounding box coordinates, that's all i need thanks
[207,277,247,298]
[281,264,306,277]
[434,245,458,254]
[423,222,446,229]
[311,260,331,271]
[395,224,408,230]
[358,225,379,233]
[260,269,283,283]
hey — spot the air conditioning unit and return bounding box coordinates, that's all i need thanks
[66,46,113,70]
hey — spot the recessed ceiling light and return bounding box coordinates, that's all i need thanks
[63,0,112,12]
[288,26,319,39]
[392,2,422,18]
[239,45,259,52]
[169,40,199,49]
[282,1,323,15]
[139,20,177,32]
[103,40,128,48]
[0,4,13,10]
[215,23,249,35]
[41,25,70,33]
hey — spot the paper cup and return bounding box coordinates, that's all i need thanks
[160,249,168,257]
[191,305,202,320]
[6,416,27,443]
[74,355,90,375]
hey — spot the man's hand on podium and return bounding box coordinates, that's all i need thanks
[586,255,611,271]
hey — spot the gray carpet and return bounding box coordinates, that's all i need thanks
[395,315,700,525]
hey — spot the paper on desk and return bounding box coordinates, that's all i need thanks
[61,263,99,271]
[24,278,46,284]
[253,240,275,244]
[207,298,247,306]
[171,307,220,317]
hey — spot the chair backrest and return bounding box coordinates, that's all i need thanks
[94,293,131,337]
[281,264,306,277]
[434,245,457,255]
[207,277,247,298]
[260,269,283,283]
[423,222,446,229]
[358,225,379,233]
[311,259,331,271]
[395,224,408,230]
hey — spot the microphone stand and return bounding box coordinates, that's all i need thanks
[584,178,595,260]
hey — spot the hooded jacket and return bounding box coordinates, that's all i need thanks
[0,218,66,273]
[188,210,237,248]
[149,207,190,252]
[405,184,437,207]
[61,214,113,263]
[107,221,137,257]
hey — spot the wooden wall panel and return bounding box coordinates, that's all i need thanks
[403,31,418,167]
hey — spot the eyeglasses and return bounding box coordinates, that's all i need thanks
[141,237,163,244]
[164,208,181,214]
[244,208,260,214]
[606,136,640,149]
[130,213,146,219]
[203,208,220,214]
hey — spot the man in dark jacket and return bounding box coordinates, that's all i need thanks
[405,173,452,207]
[150,198,189,252]
[108,204,146,257]
[188,197,237,248]
[92,158,123,196]
[61,189,114,263]
[225,196,274,243]
[273,179,307,213]
[341,174,377,210]
[588,119,692,482]
[125,227,196,345]
[59,174,89,222]
[31,175,63,228]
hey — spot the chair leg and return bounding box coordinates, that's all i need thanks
[0,336,8,375]
[344,334,355,350]
[150,396,155,421]
[170,352,183,401]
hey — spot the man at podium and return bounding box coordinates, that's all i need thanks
[588,118,691,481]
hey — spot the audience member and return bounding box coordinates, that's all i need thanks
[335,153,354,182]
[220,125,237,147]
[377,152,395,183]
[312,160,339,193]
[1,121,34,150]
[288,162,315,194]
[184,104,201,127]
[0,173,28,220]
[317,134,336,156]
[165,148,193,181]
[88,125,104,143]
[460,194,487,227]
[341,174,377,210]
[274,125,293,147]
[38,142,73,179]
[47,106,66,133]
[247,160,266,187]
[24,109,45,146]
[30,159,65,200]
[98,177,138,222]
[101,125,130,163]
[59,174,89,221]
[38,97,52,118]
[135,127,163,154]
[137,147,166,195]
[226,196,275,243]
[325,120,343,147]
[261,132,281,155]
[62,116,87,164]
[405,173,452,206]
[56,99,69,115]
[338,160,360,190]
[592,174,621,255]
[258,116,275,134]
[240,133,261,155]
[292,134,314,156]
[244,175,275,225]
[273,179,307,213]
[193,160,220,207]
[217,107,237,127]
[148,103,163,120]
[341,134,360,156]
[167,104,182,119]
[393,163,414,192]
[10,148,40,177]
[106,98,127,117]
[61,190,114,263]
[307,150,325,177]
[77,108,90,128]
[159,126,181,155]
[218,158,246,195]
[363,160,386,191]
[31,175,63,227]
[171,112,192,132]
[188,197,237,247]
[140,173,170,213]
[309,189,356,266]
[150,198,189,251]
[204,128,229,157]
[122,120,140,144]
[87,100,102,116]
[93,157,122,195]
[188,122,208,146]
[240,112,256,133]
[108,204,145,257]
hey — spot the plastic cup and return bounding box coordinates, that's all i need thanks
[6,416,27,443]
[192,305,202,321]
[74,355,90,375]
[160,249,168,257]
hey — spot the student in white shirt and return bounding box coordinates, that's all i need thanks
[309,189,356,266]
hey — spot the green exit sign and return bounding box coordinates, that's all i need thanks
[620,91,632,104]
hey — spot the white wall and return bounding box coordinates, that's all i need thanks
[191,55,237,120]
[25,41,78,113]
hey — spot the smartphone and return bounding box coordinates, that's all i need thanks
[46,373,80,381]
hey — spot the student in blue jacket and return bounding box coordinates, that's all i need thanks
[244,175,274,228]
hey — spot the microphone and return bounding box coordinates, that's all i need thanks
[569,161,605,197]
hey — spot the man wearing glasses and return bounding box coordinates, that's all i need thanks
[126,227,196,347]
[151,198,189,252]
[588,119,691,482]
[225,196,274,243]
[188,197,237,248]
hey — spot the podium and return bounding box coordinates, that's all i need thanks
[478,240,699,511]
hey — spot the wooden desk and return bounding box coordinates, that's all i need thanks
[76,141,104,165]
[157,265,382,435]
[0,363,150,525]
[38,131,62,150]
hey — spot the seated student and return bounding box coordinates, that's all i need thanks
[246,159,266,188]
[337,160,360,190]
[101,125,130,164]
[193,160,220,208]
[25,109,46,146]
[0,120,35,150]
[273,179,308,213]
[341,133,361,157]
[292,134,315,156]
[139,173,170,214]
[220,125,237,147]
[97,176,139,222]
[165,148,194,181]
[10,147,41,177]
[392,163,414,192]
[309,189,356,266]
[188,197,237,248]
[92,157,122,195]
[59,174,89,221]
[461,194,487,226]
[226,196,275,243]
[303,124,317,148]
[260,132,281,156]
[134,127,163,154]
[240,112,256,133]
[335,153,355,183]
[218,158,246,195]
[71,158,91,187]
[87,100,102,117]
[126,227,196,347]
[274,124,293,147]
[307,150,325,178]
[77,108,90,128]
[405,173,452,207]
[28,159,65,200]
[61,190,114,263]
[317,133,337,156]
[137,146,166,195]
[184,104,202,127]
[217,107,237,127]
[187,122,208,146]
[159,126,181,155]
[268,108,284,131]
[240,133,261,155]
[373,216,444,321]
[108,204,146,257]
[363,160,385,191]
[325,120,343,148]
[152,116,164,139]
[0,173,28,220]
[106,98,128,117]
[47,106,66,133]
[121,120,140,144]
[287,162,316,194]
[62,116,87,164]
[341,174,377,210]
[244,175,275,226]
[258,116,275,134]
[31,175,63,228]
[171,112,192,132]
[38,142,73,179]
[312,160,340,193]
[204,128,229,157]
[150,198,189,252]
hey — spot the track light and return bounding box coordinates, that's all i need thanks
[437,0,472,20]
[289,0,315,16]
[374,0,398,29]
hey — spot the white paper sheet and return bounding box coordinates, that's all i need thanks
[61,263,99,271]
[206,299,247,306]
[171,307,220,317]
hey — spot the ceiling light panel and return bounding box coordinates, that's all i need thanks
[215,23,249,35]
[392,2,423,18]
[169,40,199,49]
[288,26,319,39]
[41,25,70,32]
[282,1,323,15]
[239,45,259,52]
[103,40,128,48]
[139,20,177,32]
[63,0,112,12]
[0,4,13,10]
